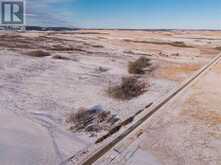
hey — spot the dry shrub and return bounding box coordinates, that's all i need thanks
[52,55,71,61]
[169,41,192,48]
[108,77,147,100]
[91,44,104,48]
[124,50,136,54]
[96,66,109,73]
[215,46,221,51]
[66,106,120,135]
[128,56,151,74]
[26,50,51,57]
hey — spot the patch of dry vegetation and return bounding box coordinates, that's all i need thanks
[169,41,193,48]
[182,96,221,126]
[108,77,147,100]
[50,44,93,53]
[0,34,34,49]
[159,63,201,81]
[124,50,152,57]
[91,44,104,48]
[66,106,120,136]
[96,66,109,73]
[26,50,51,57]
[50,45,75,51]
[191,110,221,125]
[82,42,104,49]
[52,55,72,61]
[200,48,219,55]
[215,46,221,51]
[0,34,88,52]
[128,56,151,74]
[124,39,193,48]
[75,32,109,35]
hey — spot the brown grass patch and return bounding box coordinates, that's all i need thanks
[200,48,219,55]
[0,34,36,49]
[26,50,51,57]
[190,111,221,125]
[159,64,201,81]
[108,77,147,100]
[128,57,152,74]
[181,92,221,126]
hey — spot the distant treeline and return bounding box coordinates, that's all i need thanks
[25,26,79,31]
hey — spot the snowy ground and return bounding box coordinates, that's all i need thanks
[0,30,219,164]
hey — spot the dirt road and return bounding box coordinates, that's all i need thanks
[94,55,221,165]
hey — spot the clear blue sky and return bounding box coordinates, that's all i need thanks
[27,0,221,29]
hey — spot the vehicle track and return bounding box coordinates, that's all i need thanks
[67,54,221,165]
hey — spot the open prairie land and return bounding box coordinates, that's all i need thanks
[0,30,221,164]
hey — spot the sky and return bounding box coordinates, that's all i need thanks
[25,0,221,29]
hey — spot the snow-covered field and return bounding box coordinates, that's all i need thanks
[0,30,219,164]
